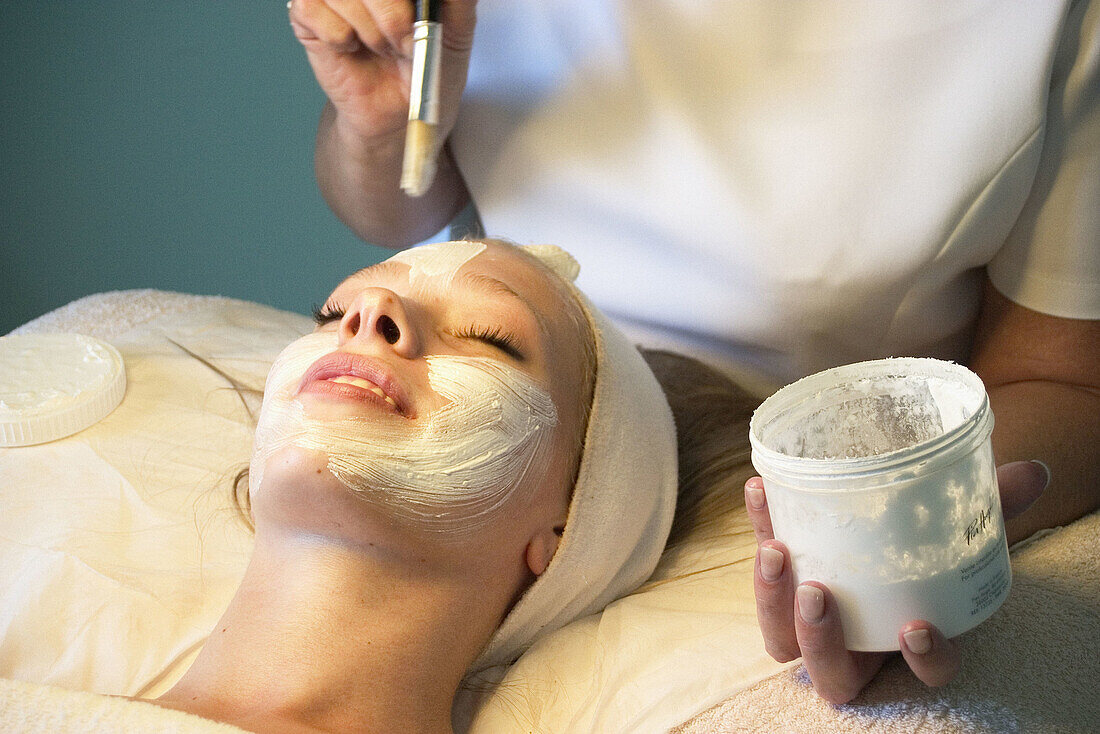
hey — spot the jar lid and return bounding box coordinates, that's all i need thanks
[0,333,127,447]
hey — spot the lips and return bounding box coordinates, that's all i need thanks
[296,352,413,417]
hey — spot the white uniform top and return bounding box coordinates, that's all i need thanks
[451,0,1100,389]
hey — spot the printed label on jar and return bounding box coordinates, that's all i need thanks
[960,541,1010,616]
[970,567,1009,616]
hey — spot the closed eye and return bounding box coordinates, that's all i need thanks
[312,303,345,326]
[453,325,525,361]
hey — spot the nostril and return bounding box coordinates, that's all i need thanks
[376,315,401,345]
[345,312,361,336]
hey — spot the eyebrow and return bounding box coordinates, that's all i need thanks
[458,271,551,338]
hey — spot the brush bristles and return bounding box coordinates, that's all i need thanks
[400,120,438,197]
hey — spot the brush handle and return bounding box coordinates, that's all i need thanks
[407,20,442,124]
[415,0,441,23]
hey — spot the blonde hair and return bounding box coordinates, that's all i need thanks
[639,349,758,548]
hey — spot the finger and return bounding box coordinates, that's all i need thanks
[324,0,404,58]
[359,0,416,57]
[795,582,887,704]
[291,0,361,53]
[898,622,961,687]
[744,476,774,544]
[754,541,800,662]
[439,0,478,53]
[996,460,1050,520]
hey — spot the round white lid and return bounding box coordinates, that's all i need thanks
[0,333,127,447]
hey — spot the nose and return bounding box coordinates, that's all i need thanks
[338,288,420,357]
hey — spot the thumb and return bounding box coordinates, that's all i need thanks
[996,460,1051,520]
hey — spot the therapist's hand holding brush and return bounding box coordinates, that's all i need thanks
[288,0,476,244]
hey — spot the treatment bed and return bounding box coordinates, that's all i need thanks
[1,291,1097,733]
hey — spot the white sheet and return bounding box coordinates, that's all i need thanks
[1,292,308,697]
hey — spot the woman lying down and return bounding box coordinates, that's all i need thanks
[145,239,676,733]
[137,239,1015,732]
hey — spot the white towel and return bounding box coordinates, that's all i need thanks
[0,677,247,733]
[673,509,1100,733]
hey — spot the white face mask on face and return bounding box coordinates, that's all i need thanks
[249,329,559,535]
[388,240,486,290]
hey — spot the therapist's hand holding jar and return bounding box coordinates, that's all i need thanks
[744,459,1049,704]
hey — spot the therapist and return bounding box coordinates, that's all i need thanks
[288,0,1100,704]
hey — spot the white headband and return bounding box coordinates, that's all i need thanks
[471,245,678,670]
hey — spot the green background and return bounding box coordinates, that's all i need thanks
[0,2,426,334]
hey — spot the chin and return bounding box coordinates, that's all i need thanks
[250,446,371,537]
[249,446,445,553]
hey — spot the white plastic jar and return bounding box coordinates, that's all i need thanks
[749,358,1011,651]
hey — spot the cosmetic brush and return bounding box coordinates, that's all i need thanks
[400,0,443,197]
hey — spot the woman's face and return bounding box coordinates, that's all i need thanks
[249,241,590,565]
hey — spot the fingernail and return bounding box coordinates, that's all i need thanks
[903,628,933,655]
[759,546,783,582]
[796,584,824,623]
[1029,460,1052,491]
[401,32,415,58]
[746,485,765,510]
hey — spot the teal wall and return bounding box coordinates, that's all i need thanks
[1,2,417,334]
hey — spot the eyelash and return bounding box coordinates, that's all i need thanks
[312,303,345,326]
[311,304,523,360]
[452,325,524,360]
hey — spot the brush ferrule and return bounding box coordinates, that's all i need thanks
[408,21,442,125]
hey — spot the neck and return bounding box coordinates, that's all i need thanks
[157,531,508,734]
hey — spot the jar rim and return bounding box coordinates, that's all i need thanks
[749,358,992,485]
